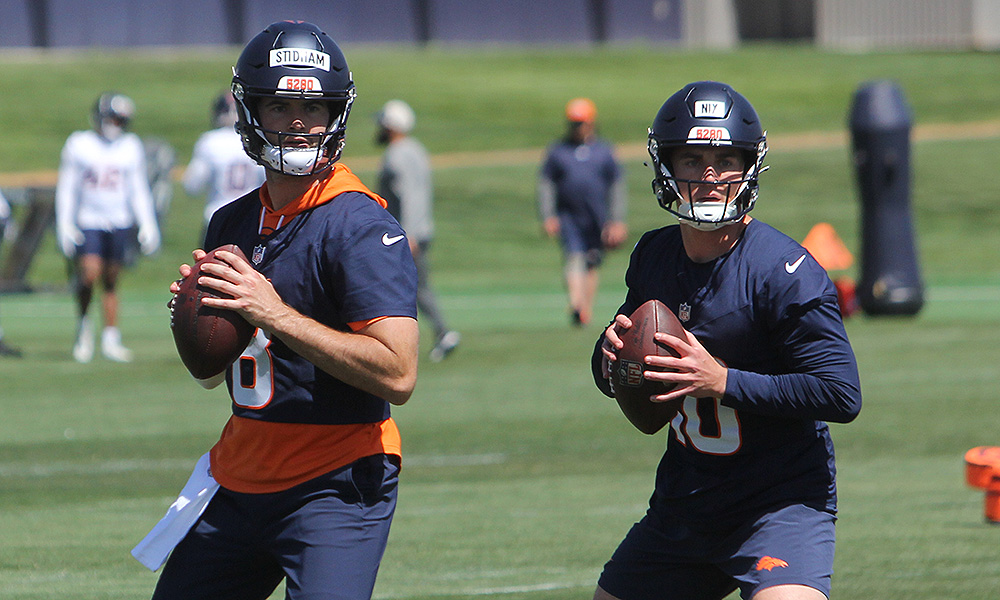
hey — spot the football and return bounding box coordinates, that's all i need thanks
[612,299,685,434]
[170,244,255,380]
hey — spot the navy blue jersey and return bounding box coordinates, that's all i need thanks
[592,219,861,530]
[205,189,418,426]
[541,137,621,230]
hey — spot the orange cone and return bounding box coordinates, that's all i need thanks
[986,475,1000,524]
[802,223,854,272]
[965,446,1000,489]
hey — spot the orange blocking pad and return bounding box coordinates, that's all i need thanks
[965,446,1000,489]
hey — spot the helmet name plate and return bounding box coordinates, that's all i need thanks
[694,100,727,118]
[269,48,330,71]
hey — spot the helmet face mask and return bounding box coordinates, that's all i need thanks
[647,81,768,230]
[231,21,356,176]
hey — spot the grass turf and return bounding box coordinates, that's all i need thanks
[0,44,998,599]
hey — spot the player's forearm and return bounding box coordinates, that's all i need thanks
[54,170,80,225]
[722,364,861,423]
[609,178,627,222]
[263,306,419,405]
[537,177,557,220]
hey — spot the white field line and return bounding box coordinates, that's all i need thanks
[375,580,592,599]
[925,286,1000,302]
[0,458,194,477]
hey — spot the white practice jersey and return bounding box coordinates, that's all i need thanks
[56,130,157,231]
[183,127,265,223]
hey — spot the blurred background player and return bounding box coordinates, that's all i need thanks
[150,21,417,600]
[183,91,266,243]
[0,188,22,357]
[142,135,176,231]
[55,92,160,363]
[538,97,627,326]
[375,99,460,362]
[593,81,861,600]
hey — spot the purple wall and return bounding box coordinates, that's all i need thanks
[0,0,683,47]
[0,0,37,46]
[243,0,418,44]
[428,0,592,44]
[45,0,232,46]
[607,0,683,43]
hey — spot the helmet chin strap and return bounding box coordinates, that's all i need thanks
[262,144,327,175]
[675,200,738,231]
[257,126,342,176]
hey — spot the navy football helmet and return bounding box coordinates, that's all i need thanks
[212,91,239,129]
[91,92,135,141]
[647,81,768,230]
[231,21,356,176]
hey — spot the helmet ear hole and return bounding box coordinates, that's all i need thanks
[659,151,675,175]
[741,149,755,175]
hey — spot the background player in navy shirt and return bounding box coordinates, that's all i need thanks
[154,21,418,600]
[591,82,861,600]
[538,98,627,326]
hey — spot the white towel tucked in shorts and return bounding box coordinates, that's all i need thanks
[131,452,220,571]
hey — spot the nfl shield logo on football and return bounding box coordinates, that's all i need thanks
[619,360,644,387]
[679,302,691,322]
[252,244,266,265]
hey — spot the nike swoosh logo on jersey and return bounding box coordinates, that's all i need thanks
[382,233,405,246]
[785,254,807,274]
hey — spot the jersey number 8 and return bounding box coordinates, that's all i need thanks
[231,329,274,409]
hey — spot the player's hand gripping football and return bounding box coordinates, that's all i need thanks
[192,249,285,331]
[171,249,284,332]
[167,248,208,296]
[600,313,631,381]
[602,315,729,403]
[169,248,207,294]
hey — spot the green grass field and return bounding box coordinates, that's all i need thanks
[0,44,998,599]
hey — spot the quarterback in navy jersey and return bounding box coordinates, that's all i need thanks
[151,22,418,600]
[591,82,861,600]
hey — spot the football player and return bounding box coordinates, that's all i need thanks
[538,97,627,326]
[0,188,22,357]
[150,21,418,600]
[55,92,160,363]
[182,90,265,242]
[592,82,862,600]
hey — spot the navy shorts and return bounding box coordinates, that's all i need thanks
[79,228,133,262]
[559,215,603,269]
[598,503,836,600]
[152,453,399,600]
